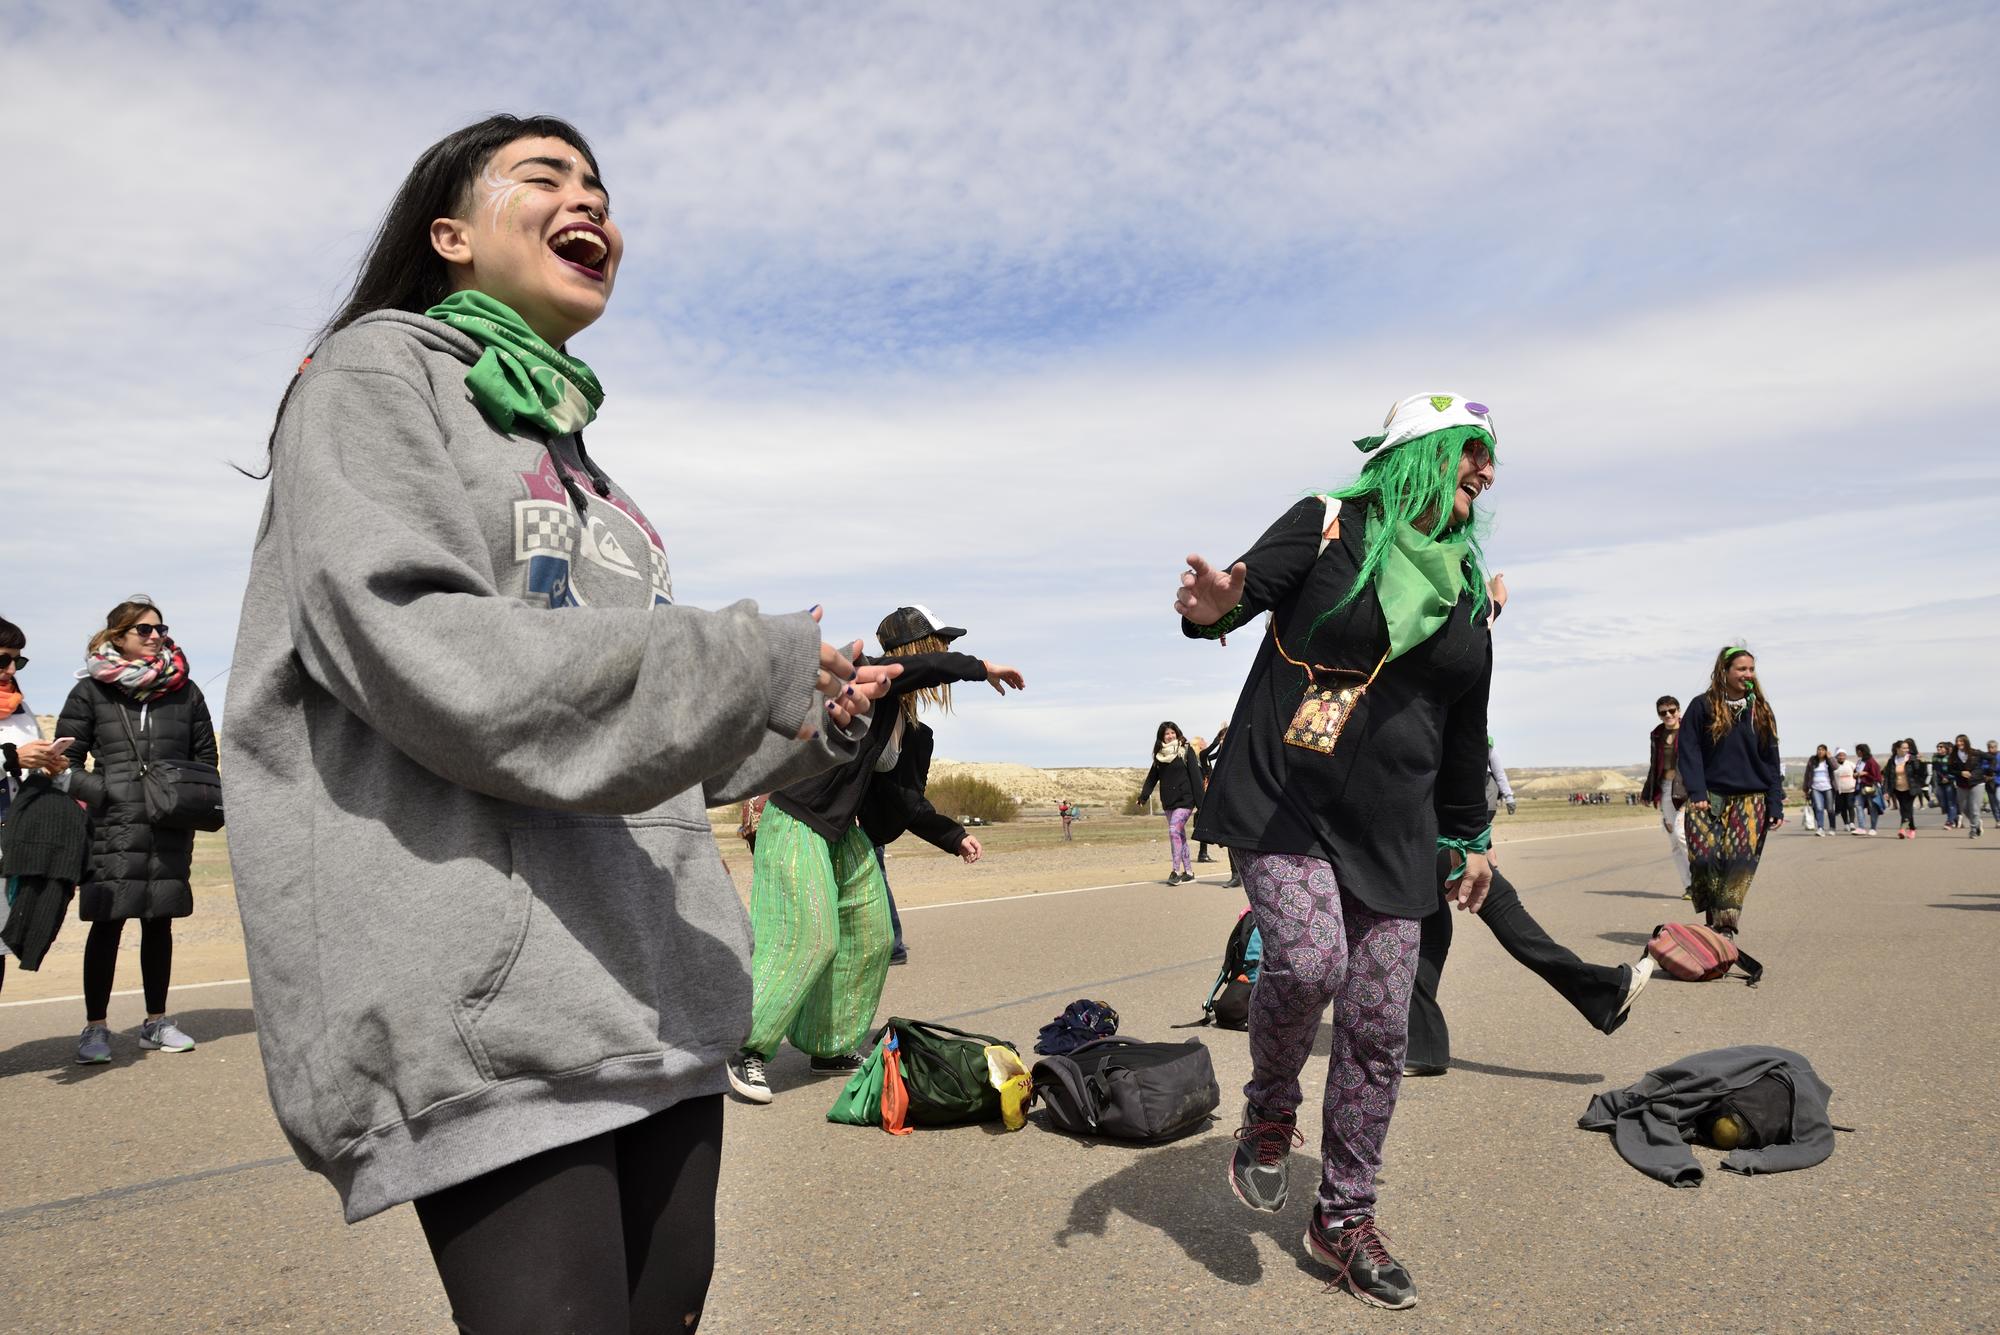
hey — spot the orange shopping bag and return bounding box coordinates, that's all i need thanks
[880,1032,913,1136]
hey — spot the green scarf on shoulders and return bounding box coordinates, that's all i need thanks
[425,290,604,436]
[1369,512,1472,661]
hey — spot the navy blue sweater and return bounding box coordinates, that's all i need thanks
[1675,694,1784,813]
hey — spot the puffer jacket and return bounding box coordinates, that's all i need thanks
[55,675,217,920]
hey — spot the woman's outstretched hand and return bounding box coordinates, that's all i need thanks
[984,662,1026,695]
[801,608,901,739]
[1176,554,1247,625]
[1445,850,1493,912]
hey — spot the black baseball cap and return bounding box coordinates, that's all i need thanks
[877,604,966,651]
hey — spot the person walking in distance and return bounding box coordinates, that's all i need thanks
[1676,647,1785,936]
[1851,743,1883,836]
[222,115,900,1333]
[1058,798,1075,841]
[1985,740,1999,824]
[1641,696,1693,890]
[1947,734,1988,839]
[1177,391,1499,1309]
[1933,741,1959,828]
[54,598,217,1063]
[1831,749,1858,833]
[1802,744,1835,837]
[1886,739,1923,838]
[1139,722,1205,884]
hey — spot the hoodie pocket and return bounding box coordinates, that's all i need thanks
[465,814,751,1082]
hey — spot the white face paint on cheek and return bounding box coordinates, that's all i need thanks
[481,168,532,231]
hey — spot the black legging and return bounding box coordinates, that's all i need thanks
[415,1094,723,1334]
[1832,790,1855,829]
[1895,789,1916,829]
[1407,855,1628,1069]
[83,917,173,1021]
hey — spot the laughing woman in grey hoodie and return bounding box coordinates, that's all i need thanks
[225,115,896,1333]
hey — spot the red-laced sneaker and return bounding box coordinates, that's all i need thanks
[1305,1211,1418,1310]
[1228,1102,1303,1212]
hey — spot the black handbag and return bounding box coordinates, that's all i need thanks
[114,700,225,832]
[1030,1037,1221,1142]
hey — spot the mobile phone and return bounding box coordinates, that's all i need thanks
[49,737,74,756]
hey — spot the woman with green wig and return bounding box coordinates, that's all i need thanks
[1175,391,1498,1311]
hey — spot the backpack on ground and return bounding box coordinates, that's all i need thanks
[1647,923,1763,986]
[1176,908,1261,1029]
[1029,1037,1221,1142]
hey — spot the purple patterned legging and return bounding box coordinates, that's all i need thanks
[1167,808,1194,874]
[1240,851,1421,1220]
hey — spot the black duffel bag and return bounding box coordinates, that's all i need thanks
[115,703,224,832]
[1031,1037,1220,1142]
[878,1018,1018,1126]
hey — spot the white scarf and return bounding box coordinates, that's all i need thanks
[1155,741,1185,765]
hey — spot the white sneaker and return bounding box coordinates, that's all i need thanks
[137,1017,195,1052]
[1615,957,1655,1020]
[726,1049,772,1104]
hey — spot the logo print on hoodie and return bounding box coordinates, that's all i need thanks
[513,455,672,608]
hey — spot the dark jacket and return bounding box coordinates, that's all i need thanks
[1947,747,1991,791]
[856,717,965,855]
[1186,496,1490,919]
[772,652,990,843]
[0,775,92,969]
[1885,752,1924,794]
[1641,723,1683,806]
[1676,694,1783,814]
[1579,1046,1836,1186]
[55,676,217,920]
[1800,754,1833,796]
[1138,745,1203,812]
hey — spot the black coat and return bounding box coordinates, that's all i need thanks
[857,718,966,855]
[1139,745,1204,812]
[55,677,217,921]
[1186,496,1490,918]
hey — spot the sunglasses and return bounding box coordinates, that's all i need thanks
[0,653,25,670]
[1658,708,1679,719]
[128,624,169,639]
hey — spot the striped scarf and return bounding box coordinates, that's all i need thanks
[84,640,190,702]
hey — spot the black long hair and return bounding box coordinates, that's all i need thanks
[246,114,601,476]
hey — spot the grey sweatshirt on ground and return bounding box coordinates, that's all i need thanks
[1578,1045,1836,1186]
[225,311,861,1222]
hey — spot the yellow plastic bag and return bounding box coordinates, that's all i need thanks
[985,1045,1032,1132]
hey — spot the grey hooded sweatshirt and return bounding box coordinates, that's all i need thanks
[225,311,861,1222]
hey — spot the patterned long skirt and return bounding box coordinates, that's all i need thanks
[1685,792,1769,934]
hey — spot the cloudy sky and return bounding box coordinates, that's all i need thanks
[5,1,1996,767]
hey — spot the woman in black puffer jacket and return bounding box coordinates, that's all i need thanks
[55,597,217,1064]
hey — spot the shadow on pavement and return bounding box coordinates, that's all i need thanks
[0,1007,257,1083]
[1586,889,1684,901]
[1442,1057,1604,1085]
[1599,931,1655,947]
[1931,902,2000,912]
[1052,1134,1326,1286]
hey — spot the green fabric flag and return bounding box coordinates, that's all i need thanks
[1369,512,1471,660]
[425,290,604,436]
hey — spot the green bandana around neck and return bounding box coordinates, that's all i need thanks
[426,290,604,437]
[1369,512,1471,660]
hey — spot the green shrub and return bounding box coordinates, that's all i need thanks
[927,774,1020,824]
[1124,786,1152,817]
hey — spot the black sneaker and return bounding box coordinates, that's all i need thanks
[1400,1061,1448,1078]
[808,1052,866,1078]
[1229,1102,1301,1212]
[726,1049,772,1104]
[1306,1210,1418,1310]
[888,949,909,966]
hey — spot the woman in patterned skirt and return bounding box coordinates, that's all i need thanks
[1675,647,1786,936]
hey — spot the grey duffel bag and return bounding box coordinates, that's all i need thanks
[1030,1037,1220,1142]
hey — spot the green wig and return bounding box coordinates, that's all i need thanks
[1325,424,1496,623]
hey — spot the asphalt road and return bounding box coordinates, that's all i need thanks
[2,820,1995,1332]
